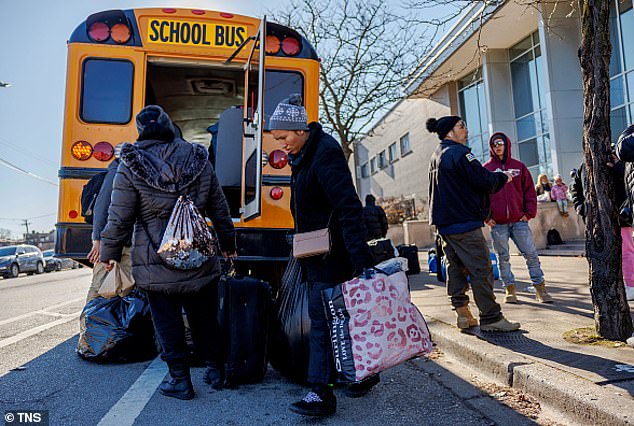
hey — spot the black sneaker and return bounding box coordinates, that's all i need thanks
[344,374,380,398]
[289,391,336,416]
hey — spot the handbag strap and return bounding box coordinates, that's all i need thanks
[292,170,334,232]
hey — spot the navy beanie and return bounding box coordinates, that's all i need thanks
[269,94,309,131]
[426,116,462,140]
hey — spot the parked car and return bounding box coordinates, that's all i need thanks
[43,250,79,272]
[0,245,46,278]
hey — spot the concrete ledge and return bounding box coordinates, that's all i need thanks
[427,319,634,426]
[513,363,634,426]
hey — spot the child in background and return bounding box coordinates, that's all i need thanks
[550,174,569,216]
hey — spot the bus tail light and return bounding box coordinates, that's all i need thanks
[111,23,131,44]
[93,142,114,161]
[88,22,110,42]
[266,35,281,54]
[281,37,301,56]
[270,187,284,200]
[71,141,93,161]
[269,150,288,169]
[69,210,79,219]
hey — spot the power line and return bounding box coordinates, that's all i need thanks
[0,157,58,186]
[0,136,58,171]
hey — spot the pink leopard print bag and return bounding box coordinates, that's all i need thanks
[323,259,433,382]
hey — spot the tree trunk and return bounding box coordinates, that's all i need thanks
[579,0,633,340]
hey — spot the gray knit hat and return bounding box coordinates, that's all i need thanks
[269,94,309,131]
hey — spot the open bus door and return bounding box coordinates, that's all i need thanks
[241,17,266,222]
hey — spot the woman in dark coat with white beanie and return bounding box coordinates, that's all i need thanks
[100,105,236,400]
[270,94,375,417]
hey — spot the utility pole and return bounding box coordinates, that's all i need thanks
[23,219,30,237]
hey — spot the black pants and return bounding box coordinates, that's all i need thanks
[441,228,503,325]
[307,281,337,386]
[146,284,222,367]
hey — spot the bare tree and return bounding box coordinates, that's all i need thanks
[579,0,633,340]
[272,0,430,160]
[0,228,12,240]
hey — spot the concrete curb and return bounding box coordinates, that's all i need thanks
[427,319,634,425]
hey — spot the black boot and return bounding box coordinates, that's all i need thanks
[203,361,225,390]
[159,364,194,400]
[289,385,336,417]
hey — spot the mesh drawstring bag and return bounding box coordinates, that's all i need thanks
[156,195,216,270]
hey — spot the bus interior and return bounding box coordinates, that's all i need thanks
[145,58,249,218]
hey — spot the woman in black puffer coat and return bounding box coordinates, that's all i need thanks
[101,105,236,400]
[269,95,375,417]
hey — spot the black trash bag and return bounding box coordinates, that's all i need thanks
[77,290,158,363]
[269,257,311,383]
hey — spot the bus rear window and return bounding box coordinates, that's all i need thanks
[263,71,304,131]
[81,59,134,124]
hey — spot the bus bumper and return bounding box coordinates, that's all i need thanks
[55,223,292,262]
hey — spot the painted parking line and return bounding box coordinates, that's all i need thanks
[97,357,167,426]
[0,311,82,349]
[0,297,85,326]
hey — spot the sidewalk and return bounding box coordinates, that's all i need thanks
[410,254,634,426]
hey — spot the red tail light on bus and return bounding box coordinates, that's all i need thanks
[88,22,110,42]
[268,150,288,169]
[281,37,301,56]
[270,187,284,200]
[93,142,114,161]
[71,141,93,161]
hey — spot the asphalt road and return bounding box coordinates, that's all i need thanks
[0,269,539,426]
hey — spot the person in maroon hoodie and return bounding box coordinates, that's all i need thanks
[483,132,553,304]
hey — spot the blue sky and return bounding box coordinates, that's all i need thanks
[0,1,265,238]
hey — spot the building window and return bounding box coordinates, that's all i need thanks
[388,142,398,163]
[370,157,377,174]
[609,0,634,144]
[400,133,412,156]
[510,32,551,179]
[458,68,489,163]
[360,162,369,178]
[377,150,387,169]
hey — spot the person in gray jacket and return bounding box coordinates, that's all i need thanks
[100,105,237,400]
[85,145,131,302]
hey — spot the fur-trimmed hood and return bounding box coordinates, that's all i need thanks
[120,139,209,193]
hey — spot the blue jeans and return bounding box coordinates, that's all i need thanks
[491,221,544,287]
[307,281,337,386]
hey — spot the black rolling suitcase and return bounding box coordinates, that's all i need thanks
[218,273,272,386]
[396,244,421,275]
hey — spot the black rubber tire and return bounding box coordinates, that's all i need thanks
[8,264,19,278]
[36,262,44,274]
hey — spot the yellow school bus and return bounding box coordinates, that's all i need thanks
[55,8,320,283]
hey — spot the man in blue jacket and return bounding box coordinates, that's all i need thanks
[427,115,520,332]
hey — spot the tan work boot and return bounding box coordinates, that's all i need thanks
[504,284,518,304]
[455,305,479,329]
[534,282,553,303]
[480,316,521,332]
